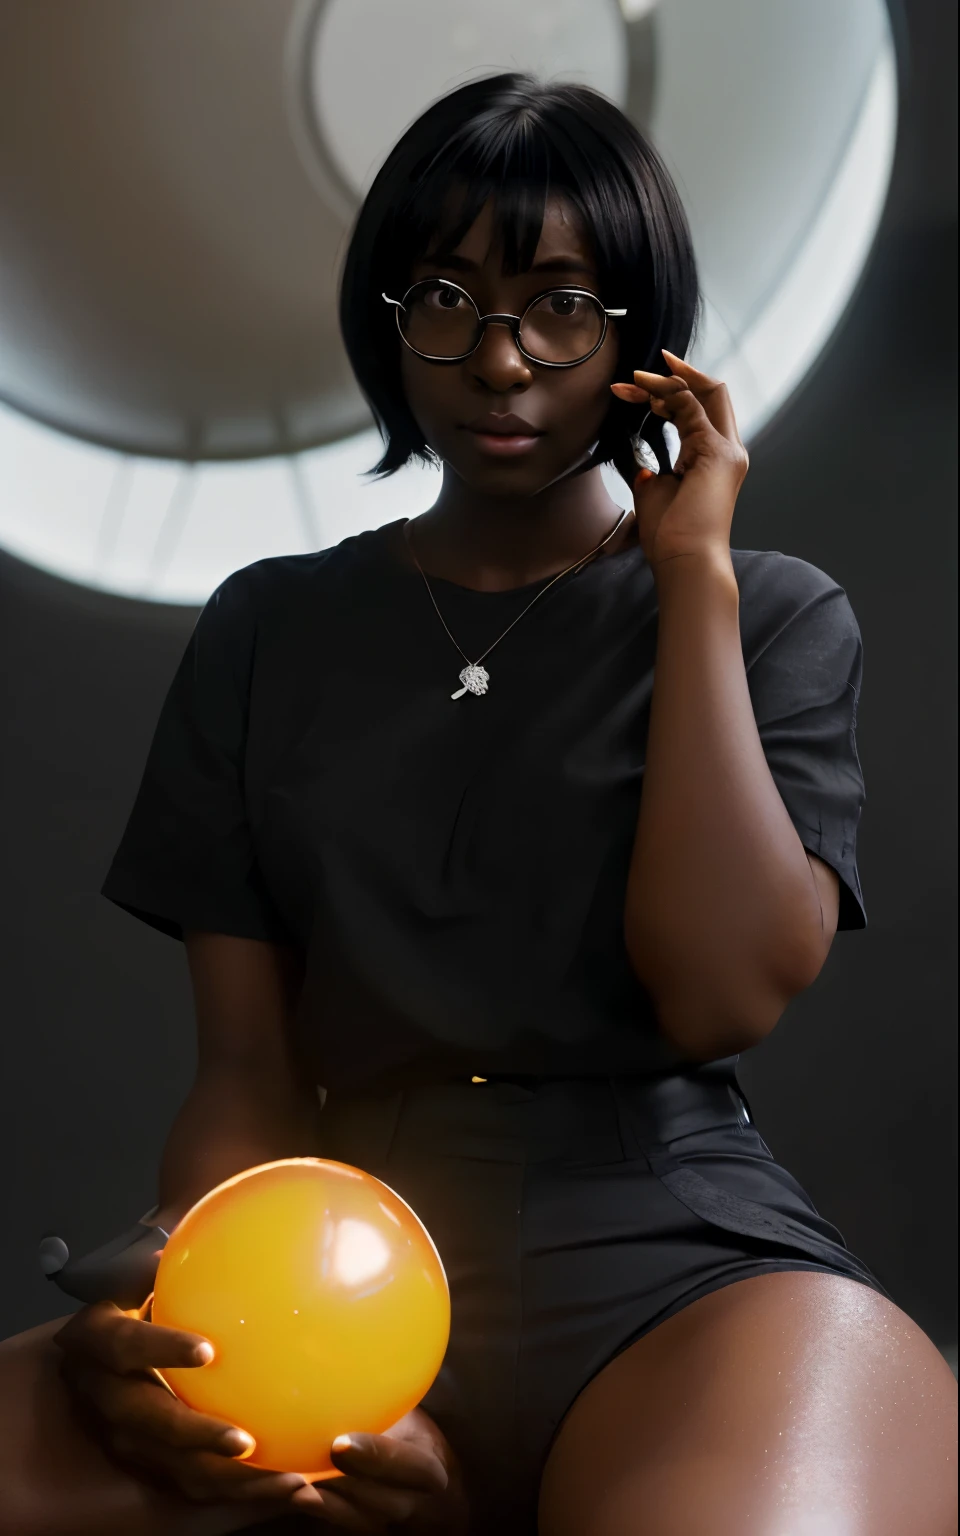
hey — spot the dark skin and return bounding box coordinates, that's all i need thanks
[395,197,633,589]
[398,195,839,1059]
[2,197,955,1535]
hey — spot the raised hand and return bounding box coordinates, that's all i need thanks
[610,349,749,572]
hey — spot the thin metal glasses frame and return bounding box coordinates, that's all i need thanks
[382,279,627,368]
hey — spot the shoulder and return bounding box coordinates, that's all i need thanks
[731,548,861,667]
[201,524,392,631]
[183,530,389,703]
[211,528,378,611]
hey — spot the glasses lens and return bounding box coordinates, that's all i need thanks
[520,291,605,363]
[399,281,479,359]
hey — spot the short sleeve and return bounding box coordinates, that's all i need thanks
[738,553,867,931]
[101,568,289,943]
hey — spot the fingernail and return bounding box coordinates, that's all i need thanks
[635,468,655,483]
[222,1429,255,1455]
[193,1342,214,1365]
[331,1435,356,1452]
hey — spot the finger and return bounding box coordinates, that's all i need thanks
[337,1480,419,1523]
[56,1301,216,1373]
[646,385,712,437]
[199,1462,312,1506]
[302,1474,420,1527]
[610,381,649,402]
[630,370,691,402]
[661,350,741,442]
[292,1481,388,1531]
[110,1432,310,1505]
[66,1361,254,1458]
[130,1293,155,1324]
[330,1432,449,1493]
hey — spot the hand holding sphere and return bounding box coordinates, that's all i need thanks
[150,1158,451,1483]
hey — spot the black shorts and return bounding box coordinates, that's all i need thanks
[254,1067,886,1536]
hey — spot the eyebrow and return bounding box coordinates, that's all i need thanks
[421,253,597,279]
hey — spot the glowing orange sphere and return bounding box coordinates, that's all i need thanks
[151,1159,450,1479]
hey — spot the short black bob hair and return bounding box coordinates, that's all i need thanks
[339,73,700,484]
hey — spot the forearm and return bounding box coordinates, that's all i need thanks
[154,1058,323,1229]
[625,549,824,1057]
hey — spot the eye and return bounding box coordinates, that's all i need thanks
[547,292,584,317]
[423,284,468,311]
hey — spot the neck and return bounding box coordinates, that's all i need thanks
[408,462,631,592]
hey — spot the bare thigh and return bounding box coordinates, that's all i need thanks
[0,1318,285,1536]
[538,1271,958,1536]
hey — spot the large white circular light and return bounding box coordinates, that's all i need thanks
[653,0,897,439]
[0,410,441,605]
[307,0,628,202]
[0,0,896,606]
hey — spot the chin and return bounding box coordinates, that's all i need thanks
[447,450,571,499]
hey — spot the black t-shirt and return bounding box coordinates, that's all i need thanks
[102,521,866,1092]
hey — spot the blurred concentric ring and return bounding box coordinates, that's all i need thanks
[0,0,896,603]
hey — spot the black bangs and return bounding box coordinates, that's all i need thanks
[409,110,556,276]
[339,73,700,482]
[427,177,550,280]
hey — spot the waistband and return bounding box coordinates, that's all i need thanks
[316,1067,755,1171]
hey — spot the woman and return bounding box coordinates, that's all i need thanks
[1,75,955,1536]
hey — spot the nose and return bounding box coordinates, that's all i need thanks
[468,318,534,393]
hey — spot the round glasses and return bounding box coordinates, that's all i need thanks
[382,279,627,368]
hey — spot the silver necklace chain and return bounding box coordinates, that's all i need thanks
[404,506,632,699]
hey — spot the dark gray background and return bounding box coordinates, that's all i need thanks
[1,0,956,1353]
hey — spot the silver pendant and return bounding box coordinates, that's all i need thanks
[630,429,660,474]
[451,663,490,700]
